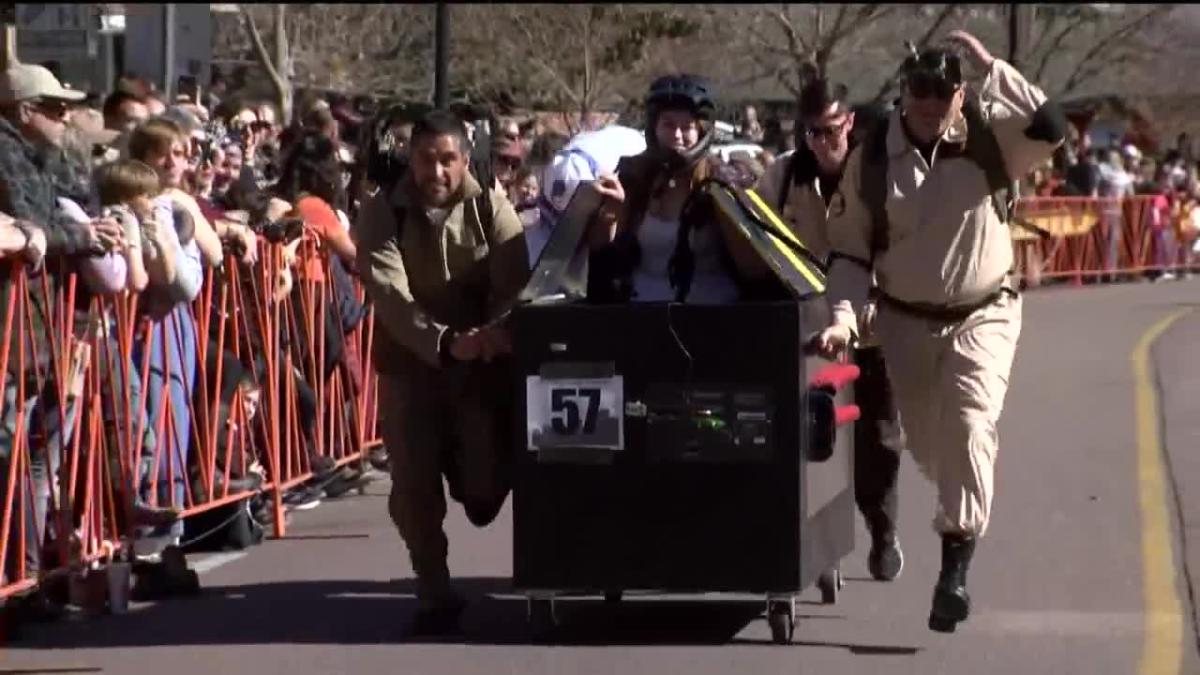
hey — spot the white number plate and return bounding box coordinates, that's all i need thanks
[526,376,624,451]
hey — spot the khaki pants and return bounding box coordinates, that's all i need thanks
[876,292,1022,538]
[378,359,514,606]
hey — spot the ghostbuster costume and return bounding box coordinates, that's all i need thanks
[756,109,905,584]
[357,162,529,633]
[823,49,1065,631]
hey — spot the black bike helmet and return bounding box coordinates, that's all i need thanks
[644,73,717,169]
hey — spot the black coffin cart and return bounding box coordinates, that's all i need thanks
[510,184,857,644]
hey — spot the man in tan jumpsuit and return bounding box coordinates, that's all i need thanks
[356,110,530,635]
[756,79,906,584]
[815,31,1066,633]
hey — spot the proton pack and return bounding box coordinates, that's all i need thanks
[511,177,856,644]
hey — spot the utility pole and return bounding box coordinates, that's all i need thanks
[1008,3,1020,69]
[434,2,448,109]
[163,3,176,97]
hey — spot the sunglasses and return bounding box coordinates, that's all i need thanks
[905,73,961,101]
[32,99,69,120]
[804,117,849,141]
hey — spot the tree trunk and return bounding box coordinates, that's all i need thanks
[242,5,293,125]
[272,5,293,125]
[580,12,593,135]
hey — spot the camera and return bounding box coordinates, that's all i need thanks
[260,216,305,245]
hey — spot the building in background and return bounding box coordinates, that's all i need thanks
[124,3,213,99]
[12,3,215,100]
[15,4,114,97]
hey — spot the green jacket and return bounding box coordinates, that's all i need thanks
[355,172,529,375]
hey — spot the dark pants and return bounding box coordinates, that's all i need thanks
[0,378,70,582]
[853,346,903,536]
[379,359,514,606]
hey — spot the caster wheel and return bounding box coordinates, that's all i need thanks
[767,601,795,645]
[817,567,840,605]
[604,590,623,604]
[527,598,558,641]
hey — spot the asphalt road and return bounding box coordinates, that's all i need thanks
[6,278,1200,675]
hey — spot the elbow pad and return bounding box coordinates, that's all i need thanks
[1025,100,1068,145]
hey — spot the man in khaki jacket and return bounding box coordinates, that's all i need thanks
[756,78,905,584]
[815,31,1066,633]
[356,110,530,635]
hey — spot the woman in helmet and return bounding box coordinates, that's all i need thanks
[587,74,769,304]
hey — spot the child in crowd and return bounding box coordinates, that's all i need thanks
[93,159,193,535]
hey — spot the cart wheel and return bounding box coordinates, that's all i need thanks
[527,598,558,641]
[604,590,623,604]
[817,568,839,605]
[767,601,795,645]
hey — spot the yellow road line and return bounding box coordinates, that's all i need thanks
[1133,308,1191,675]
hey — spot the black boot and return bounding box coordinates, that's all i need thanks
[928,534,975,633]
[409,586,467,637]
[867,524,904,582]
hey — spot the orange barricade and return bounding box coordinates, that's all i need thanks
[1,234,381,602]
[1012,195,1195,286]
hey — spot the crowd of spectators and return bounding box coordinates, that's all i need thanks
[0,65,385,621]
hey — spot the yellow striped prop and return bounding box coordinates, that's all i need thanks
[704,182,827,296]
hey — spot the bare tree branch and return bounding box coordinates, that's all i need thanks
[241,8,280,88]
[240,6,294,122]
[1033,13,1089,83]
[771,7,807,57]
[1058,6,1171,96]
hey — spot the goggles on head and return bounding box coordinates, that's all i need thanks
[901,48,963,101]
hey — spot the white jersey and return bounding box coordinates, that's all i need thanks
[530,125,646,265]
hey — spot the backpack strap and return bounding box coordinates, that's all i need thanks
[778,152,797,214]
[474,190,494,239]
[961,98,1013,223]
[470,188,496,250]
[859,117,892,262]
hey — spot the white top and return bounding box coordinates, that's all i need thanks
[539,125,647,219]
[519,207,547,266]
[529,126,647,266]
[631,213,739,304]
